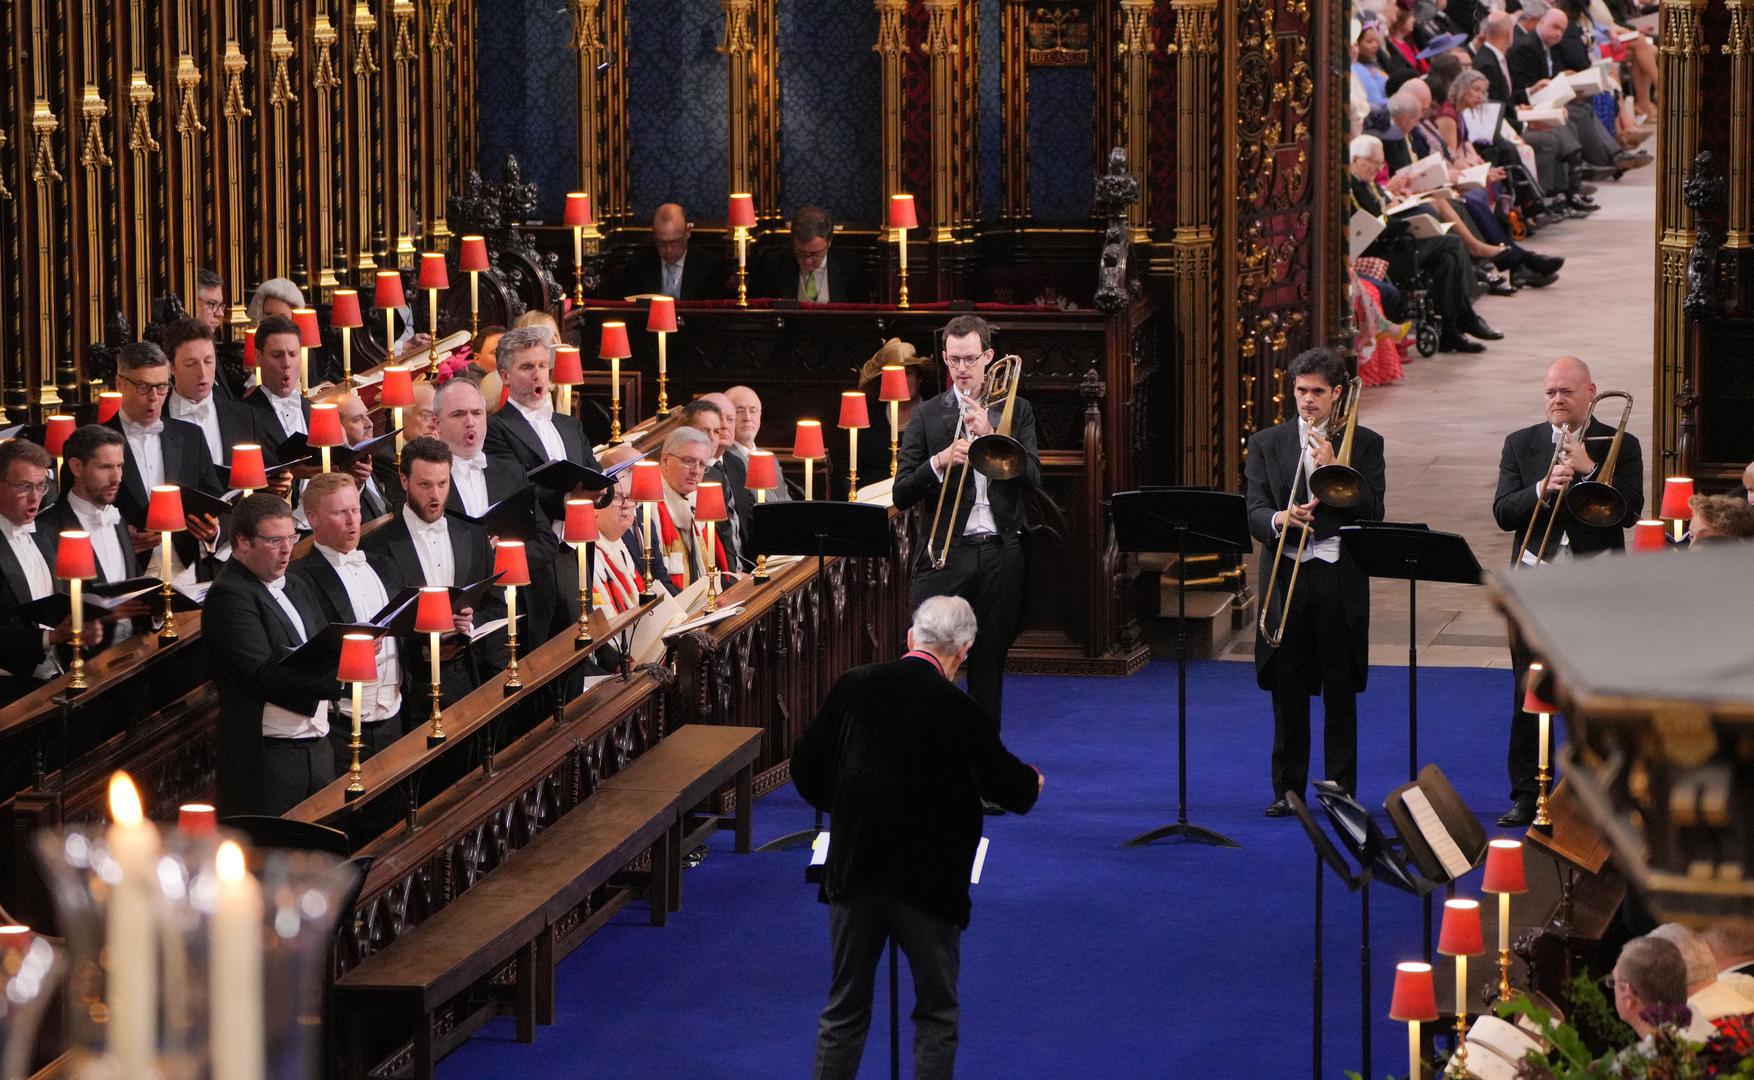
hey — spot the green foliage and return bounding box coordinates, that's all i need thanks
[1566,969,1638,1055]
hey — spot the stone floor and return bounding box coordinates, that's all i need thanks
[1225,166,1656,668]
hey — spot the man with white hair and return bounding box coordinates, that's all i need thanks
[1703,924,1754,1001]
[793,595,1044,1080]
[646,426,726,594]
[1647,923,1754,1043]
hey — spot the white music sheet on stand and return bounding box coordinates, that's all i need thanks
[1402,786,1472,879]
[813,831,990,884]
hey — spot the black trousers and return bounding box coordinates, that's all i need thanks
[262,735,337,817]
[1506,633,1556,802]
[1268,557,1359,801]
[814,893,962,1080]
[326,710,406,775]
[1413,233,1477,335]
[909,535,1024,726]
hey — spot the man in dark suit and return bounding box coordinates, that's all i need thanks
[893,315,1040,729]
[685,394,750,570]
[483,325,601,641]
[753,205,869,304]
[241,316,315,497]
[109,340,225,575]
[288,473,411,767]
[40,425,153,648]
[621,202,727,300]
[163,317,263,477]
[205,493,343,817]
[1473,10,1591,208]
[364,436,503,703]
[0,439,73,707]
[1245,348,1387,817]
[337,392,397,519]
[1508,8,1633,172]
[1492,355,1643,825]
[793,595,1042,1080]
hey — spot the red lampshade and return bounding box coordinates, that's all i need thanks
[0,926,34,953]
[888,193,919,230]
[878,365,909,403]
[374,270,407,311]
[1660,477,1695,520]
[292,308,322,348]
[1482,839,1527,894]
[564,192,593,227]
[178,803,218,836]
[598,321,632,360]
[307,403,345,448]
[493,540,532,587]
[229,444,267,490]
[793,420,825,459]
[414,585,453,634]
[727,192,756,229]
[43,415,75,457]
[96,392,123,422]
[458,235,490,272]
[146,485,187,533]
[647,295,678,334]
[552,345,584,386]
[629,460,663,503]
[1632,520,1667,552]
[331,289,363,328]
[1521,662,1558,716]
[337,632,379,684]
[241,331,257,368]
[745,449,779,491]
[56,530,96,580]
[418,252,450,291]
[695,481,727,522]
[564,498,599,543]
[1389,962,1439,1022]
[838,391,870,430]
[380,365,415,408]
[1438,898,1485,957]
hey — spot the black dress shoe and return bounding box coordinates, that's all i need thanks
[1497,797,1537,828]
[1440,336,1487,354]
[1578,183,1599,197]
[1511,268,1558,289]
[1485,276,1519,297]
[1566,195,1601,213]
[1265,799,1292,818]
[1613,149,1654,171]
[1461,317,1503,340]
[1523,252,1565,274]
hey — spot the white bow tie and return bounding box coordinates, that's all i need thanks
[178,400,210,422]
[265,577,288,595]
[524,400,555,421]
[83,505,121,529]
[125,419,165,437]
[454,453,487,471]
[335,549,368,568]
[413,516,447,537]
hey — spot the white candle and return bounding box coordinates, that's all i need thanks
[507,586,519,643]
[392,407,405,454]
[351,681,363,738]
[427,289,440,339]
[898,227,908,273]
[1456,955,1468,1022]
[69,576,83,640]
[385,310,396,360]
[1498,893,1510,952]
[610,357,621,409]
[737,229,747,270]
[704,520,716,575]
[1537,712,1550,770]
[105,773,161,1077]
[429,630,441,692]
[804,459,814,501]
[889,400,898,444]
[1408,1021,1420,1080]
[469,271,480,319]
[161,532,173,583]
[299,348,309,395]
[848,428,858,488]
[209,839,265,1080]
[657,332,667,379]
[572,226,582,271]
[340,326,352,382]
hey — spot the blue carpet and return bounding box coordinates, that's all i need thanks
[440,660,1517,1079]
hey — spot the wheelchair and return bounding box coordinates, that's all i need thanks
[1379,234,1442,358]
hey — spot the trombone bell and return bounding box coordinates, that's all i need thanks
[1307,464,1366,508]
[1563,389,1635,529]
[967,433,1027,480]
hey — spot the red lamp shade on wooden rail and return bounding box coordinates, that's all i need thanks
[746,450,779,491]
[1389,962,1438,1022]
[55,530,96,581]
[727,193,756,229]
[379,366,415,409]
[97,391,124,422]
[337,633,380,684]
[146,486,187,534]
[1482,839,1527,894]
[552,346,584,386]
[629,461,663,504]
[374,271,407,311]
[43,415,75,457]
[1659,477,1695,520]
[695,482,727,523]
[598,321,632,360]
[229,444,267,491]
[418,253,450,292]
[308,403,346,448]
[1438,898,1485,957]
[493,540,532,587]
[458,235,490,272]
[793,420,826,459]
[1632,520,1667,551]
[330,289,364,328]
[292,308,323,348]
[178,803,218,835]
[647,295,678,334]
[1521,679,1558,717]
[414,586,453,635]
[878,366,909,403]
[887,193,919,230]
[838,392,870,430]
[564,498,599,543]
[564,192,593,227]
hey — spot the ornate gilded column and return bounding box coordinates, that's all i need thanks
[1653,0,1708,480]
[78,0,113,377]
[1001,0,1027,219]
[873,0,906,204]
[427,0,455,243]
[1116,0,1151,245]
[28,8,64,409]
[126,0,160,328]
[173,0,207,307]
[312,9,342,291]
[0,126,14,422]
[352,1,381,272]
[1166,0,1219,485]
[221,7,252,328]
[572,0,607,245]
[267,6,298,280]
[391,0,417,266]
[719,0,756,197]
[1725,0,1751,249]
[923,0,959,244]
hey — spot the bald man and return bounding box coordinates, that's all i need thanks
[623,203,727,300]
[1491,356,1643,826]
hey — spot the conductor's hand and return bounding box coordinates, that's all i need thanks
[962,402,993,438]
[1310,436,1336,469]
[934,438,970,473]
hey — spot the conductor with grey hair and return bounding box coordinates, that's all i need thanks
[792,595,1043,1080]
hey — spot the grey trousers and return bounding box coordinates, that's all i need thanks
[814,894,962,1080]
[1566,98,1620,167]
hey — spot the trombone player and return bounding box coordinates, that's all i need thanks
[1246,349,1386,818]
[894,315,1040,732]
[1491,356,1643,826]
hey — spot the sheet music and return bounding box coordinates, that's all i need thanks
[1349,210,1386,259]
[814,832,989,885]
[970,837,990,885]
[1462,101,1502,140]
[1402,787,1472,879]
[662,605,745,639]
[854,477,896,507]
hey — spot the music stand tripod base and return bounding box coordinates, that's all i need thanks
[1125,821,1242,848]
[757,822,823,852]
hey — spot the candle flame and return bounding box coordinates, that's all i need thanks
[216,839,247,883]
[108,772,144,826]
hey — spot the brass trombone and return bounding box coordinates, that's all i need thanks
[1258,377,1362,648]
[1512,390,1630,566]
[926,354,1023,569]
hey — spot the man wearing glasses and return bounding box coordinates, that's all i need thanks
[893,315,1040,735]
[590,443,646,613]
[622,203,727,300]
[107,340,226,577]
[206,493,344,816]
[0,439,76,708]
[647,427,727,595]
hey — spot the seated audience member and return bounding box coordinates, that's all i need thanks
[1352,21,1393,110]
[693,392,749,569]
[1609,937,1694,1068]
[623,202,727,300]
[289,473,408,765]
[337,393,396,519]
[726,384,792,501]
[1687,494,1754,545]
[590,443,647,614]
[1349,134,1498,353]
[1729,460,1754,504]
[39,425,152,646]
[645,426,727,594]
[1647,923,1754,1043]
[164,317,264,473]
[0,439,76,704]
[1704,923,1754,1003]
[1510,9,1646,175]
[1554,0,1657,144]
[247,276,305,324]
[1564,0,1657,120]
[754,206,869,304]
[108,341,224,576]
[364,436,503,701]
[1381,5,1427,74]
[194,267,227,336]
[511,310,558,336]
[1474,12,1593,214]
[206,493,343,817]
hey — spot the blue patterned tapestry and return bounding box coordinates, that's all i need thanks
[777,4,882,224]
[1026,66,1093,222]
[627,0,730,221]
[978,0,1003,222]
[475,0,579,219]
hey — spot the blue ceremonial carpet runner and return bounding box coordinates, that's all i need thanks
[440,659,1515,1079]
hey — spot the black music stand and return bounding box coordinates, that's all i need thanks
[750,501,892,852]
[1110,488,1250,848]
[1286,791,1364,1080]
[1339,523,1482,783]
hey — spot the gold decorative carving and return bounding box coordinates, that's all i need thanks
[31,102,63,186]
[430,0,455,49]
[393,0,417,62]
[1728,2,1752,56]
[1661,0,1706,56]
[0,129,11,200]
[174,56,205,134]
[79,88,111,170]
[269,28,299,107]
[572,0,605,55]
[127,74,160,154]
[353,6,381,76]
[222,43,251,121]
[924,0,958,55]
[1167,0,1218,56]
[352,2,381,271]
[1117,0,1152,56]
[873,0,907,55]
[718,0,755,56]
